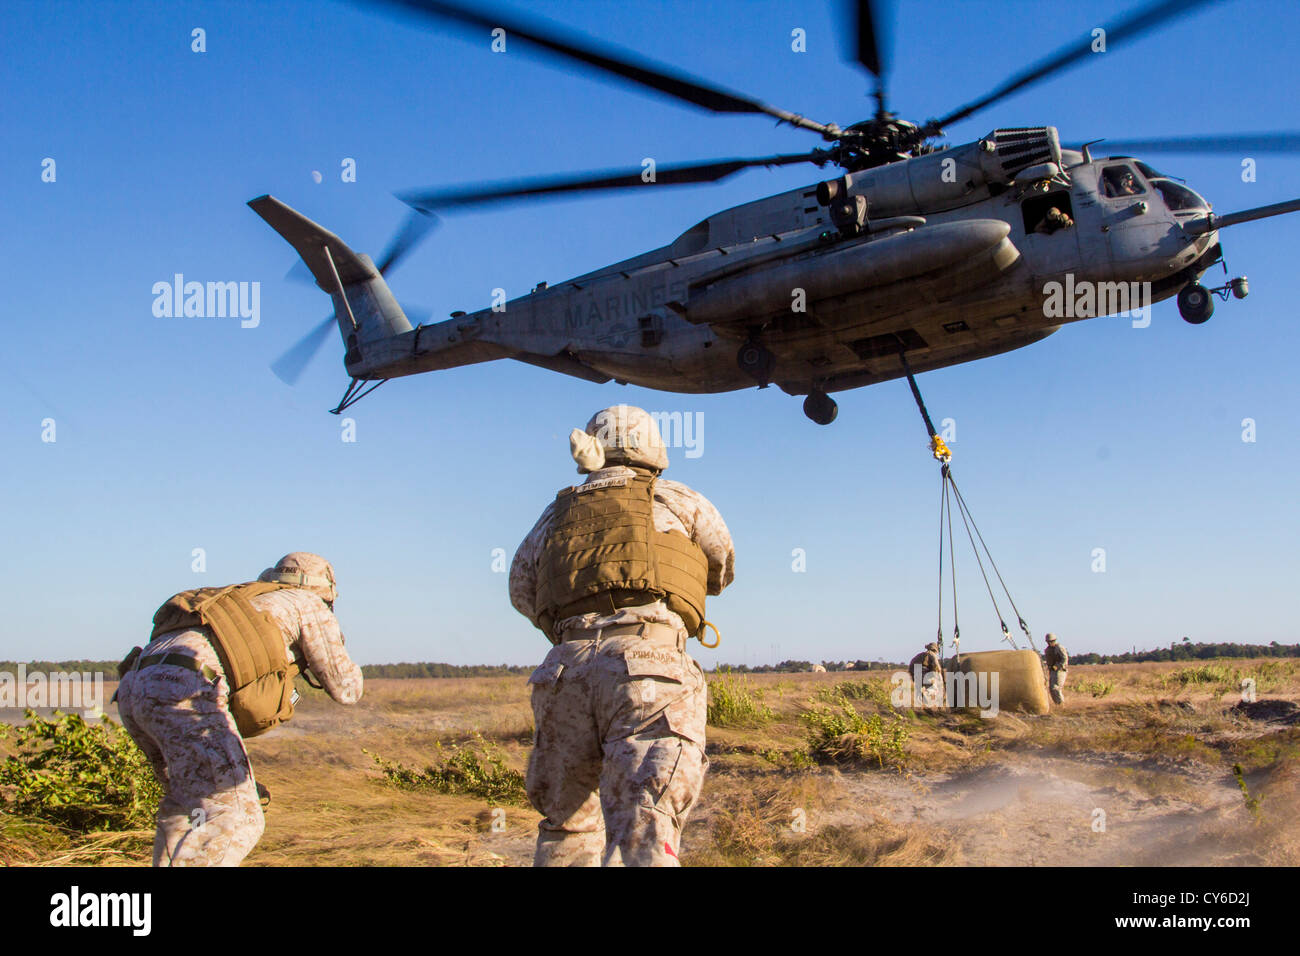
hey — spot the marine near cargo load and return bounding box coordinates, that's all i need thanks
[250,0,1298,423]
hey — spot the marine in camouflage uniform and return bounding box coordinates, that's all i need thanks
[1044,632,1068,705]
[115,552,362,866]
[908,642,946,707]
[511,406,735,867]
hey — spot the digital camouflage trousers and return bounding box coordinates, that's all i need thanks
[116,663,264,866]
[526,626,708,867]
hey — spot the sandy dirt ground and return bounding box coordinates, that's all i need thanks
[3,659,1297,866]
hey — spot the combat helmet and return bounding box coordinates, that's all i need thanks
[570,404,669,473]
[259,552,337,607]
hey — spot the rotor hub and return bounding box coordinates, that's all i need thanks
[833,116,938,172]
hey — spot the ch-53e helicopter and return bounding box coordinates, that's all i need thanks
[250,0,1300,424]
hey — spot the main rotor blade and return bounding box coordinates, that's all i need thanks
[271,314,336,386]
[931,0,1218,131]
[399,152,827,213]
[375,209,439,275]
[367,0,838,137]
[854,0,886,78]
[1093,132,1300,155]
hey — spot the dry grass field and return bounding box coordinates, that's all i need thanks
[3,657,1298,866]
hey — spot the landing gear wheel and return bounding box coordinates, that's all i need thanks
[1177,283,1214,324]
[803,390,838,425]
[737,340,776,388]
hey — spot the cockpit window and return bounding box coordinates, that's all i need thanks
[1100,164,1145,197]
[1134,161,1163,180]
[1152,179,1209,213]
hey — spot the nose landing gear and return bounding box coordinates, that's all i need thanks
[803,389,838,425]
[1177,283,1214,323]
[1178,276,1248,324]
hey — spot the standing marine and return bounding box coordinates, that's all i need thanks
[510,405,735,867]
[909,641,946,706]
[1044,632,1068,705]
[114,552,363,866]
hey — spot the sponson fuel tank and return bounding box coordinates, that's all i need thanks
[685,219,1017,327]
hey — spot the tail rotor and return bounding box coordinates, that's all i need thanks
[252,198,438,386]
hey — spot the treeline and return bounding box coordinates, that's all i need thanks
[717,642,1300,672]
[0,660,535,680]
[1068,641,1300,665]
[711,660,903,674]
[360,662,533,679]
[0,660,120,676]
[4,642,1297,680]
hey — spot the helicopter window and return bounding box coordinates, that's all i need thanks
[1022,191,1074,235]
[1100,165,1145,198]
[1134,161,1164,180]
[1152,179,1208,213]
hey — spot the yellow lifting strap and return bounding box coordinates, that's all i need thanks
[695,620,721,649]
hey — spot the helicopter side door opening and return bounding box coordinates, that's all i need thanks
[1022,191,1075,234]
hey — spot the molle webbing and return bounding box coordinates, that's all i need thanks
[150,582,301,737]
[151,582,296,685]
[536,473,708,636]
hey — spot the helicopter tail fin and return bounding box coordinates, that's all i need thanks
[247,195,414,350]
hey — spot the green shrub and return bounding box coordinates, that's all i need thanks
[1232,764,1261,821]
[1167,663,1241,688]
[817,679,894,709]
[0,710,161,831]
[366,734,527,806]
[760,748,816,772]
[707,669,775,727]
[1077,678,1116,699]
[1248,660,1295,693]
[800,693,908,767]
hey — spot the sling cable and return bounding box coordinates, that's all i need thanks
[899,353,1039,666]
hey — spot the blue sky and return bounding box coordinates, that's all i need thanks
[2,0,1297,667]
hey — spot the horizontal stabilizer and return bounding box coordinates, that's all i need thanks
[248,195,379,288]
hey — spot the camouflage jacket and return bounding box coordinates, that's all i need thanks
[144,588,363,703]
[909,650,942,675]
[1044,643,1068,670]
[510,465,735,638]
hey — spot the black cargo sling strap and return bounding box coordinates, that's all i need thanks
[898,353,1038,661]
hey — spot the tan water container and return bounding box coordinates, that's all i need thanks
[950,649,1051,715]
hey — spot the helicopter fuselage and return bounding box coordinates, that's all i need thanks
[348,132,1218,402]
